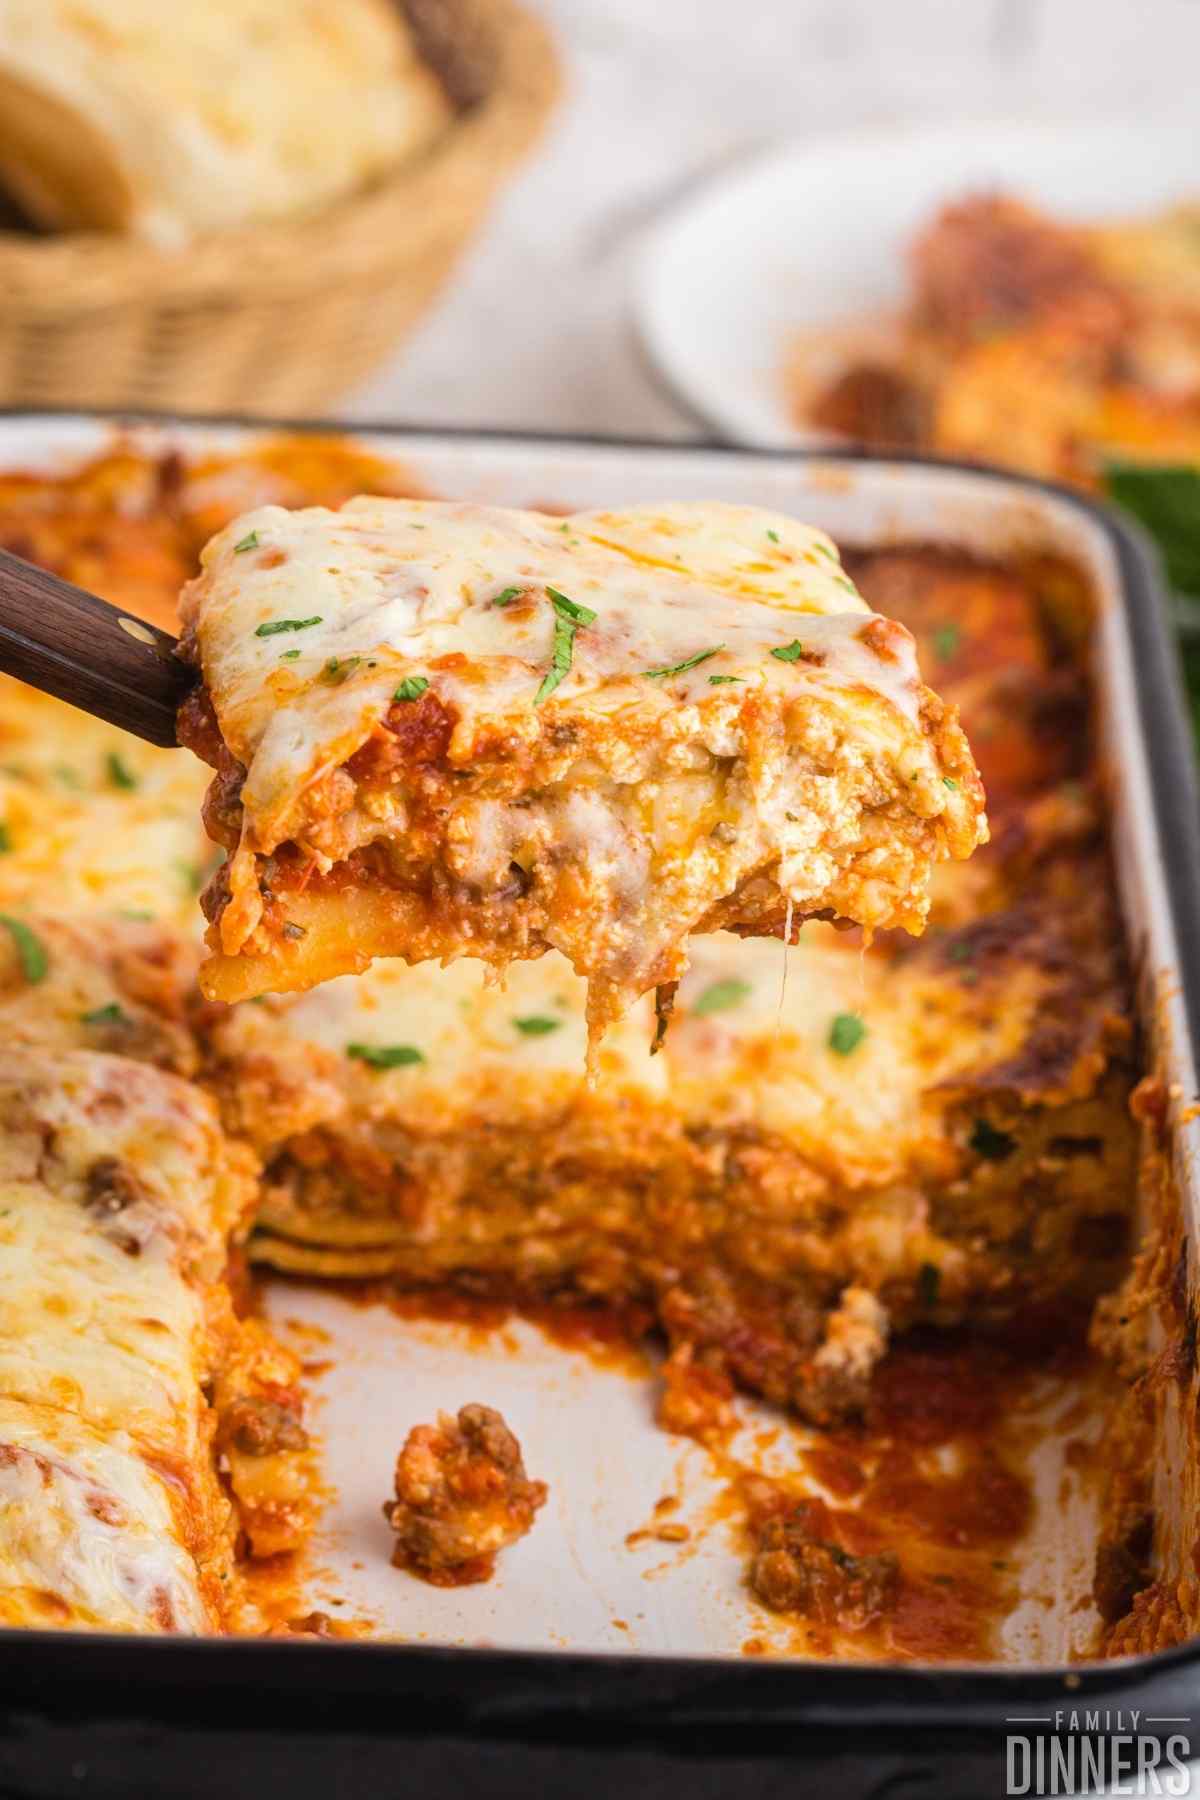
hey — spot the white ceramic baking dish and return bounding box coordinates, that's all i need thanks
[0,416,1198,1800]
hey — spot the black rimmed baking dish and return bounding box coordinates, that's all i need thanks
[0,416,1199,1800]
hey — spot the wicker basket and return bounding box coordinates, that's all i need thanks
[0,0,559,415]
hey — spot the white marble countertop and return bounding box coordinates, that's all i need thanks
[346,0,1199,440]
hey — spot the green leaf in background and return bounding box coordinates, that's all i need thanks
[1104,463,1200,599]
[1103,463,1200,740]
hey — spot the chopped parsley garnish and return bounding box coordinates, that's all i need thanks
[535,588,596,705]
[255,616,322,638]
[319,655,361,686]
[828,1012,866,1056]
[280,648,301,660]
[394,676,429,703]
[708,674,743,685]
[513,1015,562,1036]
[834,575,857,594]
[948,940,973,964]
[771,640,807,664]
[545,586,595,625]
[0,915,47,983]
[174,859,203,895]
[346,1042,426,1070]
[644,644,724,679]
[493,587,523,608]
[233,530,260,554]
[933,623,961,661]
[815,542,836,561]
[106,752,138,791]
[766,529,780,544]
[917,1262,941,1309]
[943,776,959,791]
[969,1118,1016,1161]
[0,822,10,853]
[81,1002,128,1028]
[692,977,752,1017]
[54,765,82,790]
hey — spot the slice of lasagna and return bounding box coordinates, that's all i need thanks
[177,500,986,1038]
[0,945,315,1629]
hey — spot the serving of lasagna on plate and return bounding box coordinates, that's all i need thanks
[0,431,1171,1659]
[176,498,984,1047]
[793,191,1200,485]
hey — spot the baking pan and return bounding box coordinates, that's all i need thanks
[0,415,1198,1800]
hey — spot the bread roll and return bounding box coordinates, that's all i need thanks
[0,0,452,244]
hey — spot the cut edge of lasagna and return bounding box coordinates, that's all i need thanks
[0,1030,317,1633]
[177,499,986,1046]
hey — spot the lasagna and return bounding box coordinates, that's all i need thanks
[202,542,1134,1424]
[0,436,1148,1652]
[795,192,1200,484]
[177,499,985,1044]
[0,1041,312,1630]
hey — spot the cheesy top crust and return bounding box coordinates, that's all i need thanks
[181,500,986,1028]
[0,1049,251,1631]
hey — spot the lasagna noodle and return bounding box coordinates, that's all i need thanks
[178,499,986,1035]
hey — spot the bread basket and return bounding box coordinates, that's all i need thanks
[0,0,559,415]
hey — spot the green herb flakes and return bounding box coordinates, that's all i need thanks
[708,674,743,685]
[346,1043,426,1071]
[493,587,523,609]
[105,752,138,791]
[255,616,322,638]
[81,1002,128,1028]
[644,645,724,679]
[394,676,429,703]
[513,1015,562,1036]
[692,977,752,1017]
[771,640,807,664]
[319,656,361,686]
[0,916,47,983]
[828,1012,866,1056]
[233,531,260,554]
[535,588,596,705]
[933,624,961,661]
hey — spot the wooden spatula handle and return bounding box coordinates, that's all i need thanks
[0,548,191,747]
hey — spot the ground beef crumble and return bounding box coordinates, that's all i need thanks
[383,1404,547,1586]
[745,1487,899,1628]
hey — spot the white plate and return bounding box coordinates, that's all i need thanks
[635,117,1199,448]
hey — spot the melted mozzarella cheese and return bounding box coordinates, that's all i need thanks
[228,926,1038,1188]
[0,677,211,928]
[0,1050,249,1631]
[184,499,928,852]
[0,1407,212,1633]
